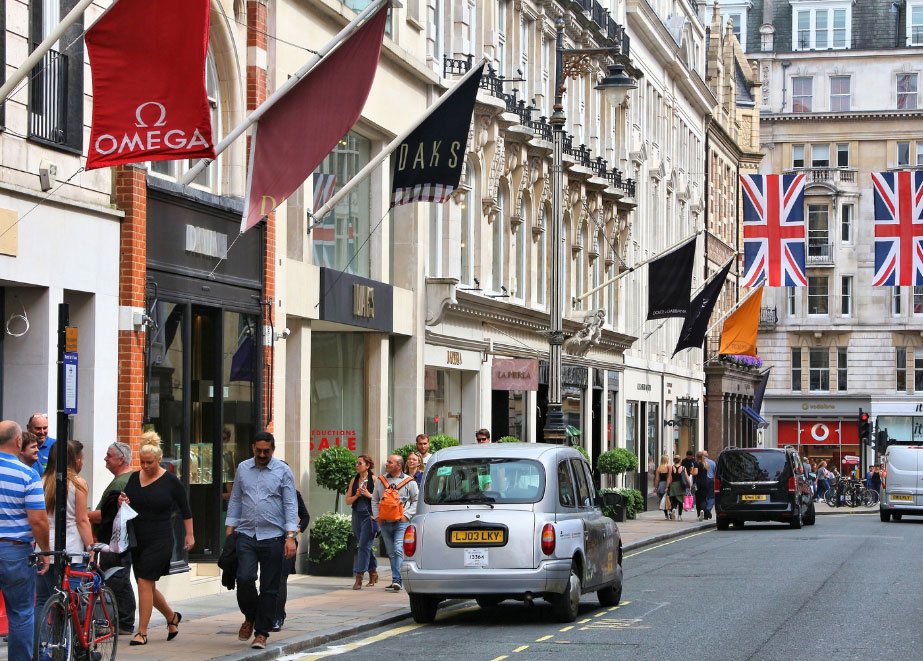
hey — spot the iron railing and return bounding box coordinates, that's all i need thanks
[29,45,68,146]
[806,241,834,265]
[759,307,777,328]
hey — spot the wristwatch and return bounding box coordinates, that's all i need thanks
[286,532,297,539]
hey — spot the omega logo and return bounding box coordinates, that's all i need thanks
[94,102,210,156]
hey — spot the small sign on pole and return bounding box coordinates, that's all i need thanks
[63,352,78,415]
[65,327,78,352]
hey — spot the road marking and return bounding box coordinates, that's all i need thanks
[512,645,529,653]
[490,656,508,661]
[535,635,553,642]
[624,529,714,558]
[559,625,573,632]
[580,617,649,631]
[294,623,423,659]
[578,618,591,623]
[594,611,605,617]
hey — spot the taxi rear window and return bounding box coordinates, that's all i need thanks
[423,458,546,505]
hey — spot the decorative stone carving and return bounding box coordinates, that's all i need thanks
[425,277,459,326]
[563,309,606,356]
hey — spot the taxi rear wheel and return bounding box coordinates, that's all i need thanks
[880,509,891,522]
[597,578,621,607]
[409,594,441,623]
[552,565,582,622]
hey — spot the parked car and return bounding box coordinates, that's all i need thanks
[400,443,623,623]
[714,446,816,530]
[880,445,923,522]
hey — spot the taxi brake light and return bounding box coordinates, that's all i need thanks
[403,524,417,557]
[788,476,796,493]
[541,523,555,556]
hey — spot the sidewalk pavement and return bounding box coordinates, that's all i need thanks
[19,502,874,661]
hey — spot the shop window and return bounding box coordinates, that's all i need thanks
[311,132,372,278]
[807,276,828,315]
[837,347,847,391]
[898,73,918,110]
[830,77,850,111]
[647,403,660,473]
[791,347,802,392]
[793,77,813,112]
[840,204,853,243]
[915,354,923,392]
[625,401,637,458]
[897,347,907,391]
[809,348,829,392]
[793,144,805,168]
[424,367,462,440]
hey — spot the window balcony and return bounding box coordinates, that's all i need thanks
[759,306,777,329]
[806,241,835,266]
[788,167,857,187]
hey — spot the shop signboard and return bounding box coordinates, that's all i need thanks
[309,429,357,452]
[318,267,393,332]
[492,359,538,391]
[777,420,859,445]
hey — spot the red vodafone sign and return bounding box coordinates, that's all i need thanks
[778,420,859,445]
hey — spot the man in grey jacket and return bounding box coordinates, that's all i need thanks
[372,454,419,591]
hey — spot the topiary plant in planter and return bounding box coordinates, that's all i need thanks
[314,445,357,512]
[394,443,417,462]
[428,434,459,452]
[497,436,521,443]
[307,512,356,576]
[597,448,640,477]
[600,488,644,519]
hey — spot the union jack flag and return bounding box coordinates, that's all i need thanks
[871,171,923,286]
[740,174,807,287]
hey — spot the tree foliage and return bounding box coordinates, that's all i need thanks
[309,512,353,561]
[597,448,639,475]
[314,445,357,511]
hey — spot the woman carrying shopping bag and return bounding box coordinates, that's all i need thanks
[666,456,690,520]
[655,455,671,519]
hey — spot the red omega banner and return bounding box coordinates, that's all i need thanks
[85,0,215,170]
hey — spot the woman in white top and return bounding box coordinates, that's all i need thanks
[34,440,94,622]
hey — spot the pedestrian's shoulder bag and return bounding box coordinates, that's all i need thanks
[378,475,415,522]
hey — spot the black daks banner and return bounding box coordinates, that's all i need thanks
[647,237,696,320]
[672,260,733,356]
[391,63,485,207]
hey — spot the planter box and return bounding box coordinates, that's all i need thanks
[306,536,357,577]
[608,503,628,523]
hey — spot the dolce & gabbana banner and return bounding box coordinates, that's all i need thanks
[85,0,215,169]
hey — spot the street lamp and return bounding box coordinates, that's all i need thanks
[545,18,637,444]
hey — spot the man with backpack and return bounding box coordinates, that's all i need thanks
[372,454,419,592]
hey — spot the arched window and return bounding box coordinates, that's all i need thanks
[460,162,477,285]
[513,198,529,300]
[536,205,547,307]
[493,185,508,292]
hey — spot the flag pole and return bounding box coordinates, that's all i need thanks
[306,58,488,232]
[705,283,763,337]
[181,0,389,187]
[575,230,703,304]
[0,0,105,106]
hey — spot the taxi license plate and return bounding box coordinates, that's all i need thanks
[464,548,488,567]
[741,494,766,501]
[450,529,506,544]
[891,494,913,502]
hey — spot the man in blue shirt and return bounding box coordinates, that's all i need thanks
[27,413,56,471]
[0,421,51,661]
[225,431,298,651]
[18,432,43,482]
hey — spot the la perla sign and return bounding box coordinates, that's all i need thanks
[353,284,375,318]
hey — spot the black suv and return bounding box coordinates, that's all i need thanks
[714,447,816,530]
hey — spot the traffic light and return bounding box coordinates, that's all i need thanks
[877,428,889,452]
[858,409,871,444]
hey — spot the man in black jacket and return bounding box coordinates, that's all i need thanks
[272,490,309,631]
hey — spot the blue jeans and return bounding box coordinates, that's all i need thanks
[0,542,37,661]
[380,520,409,585]
[236,534,285,639]
[351,509,378,574]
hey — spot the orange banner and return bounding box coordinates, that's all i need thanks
[719,286,763,357]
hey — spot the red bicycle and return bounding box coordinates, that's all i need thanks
[32,544,120,661]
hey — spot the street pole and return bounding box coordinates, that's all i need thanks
[544,19,567,444]
[55,304,69,584]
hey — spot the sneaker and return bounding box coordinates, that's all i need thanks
[251,634,267,650]
[238,621,253,641]
[386,583,402,592]
[270,619,283,633]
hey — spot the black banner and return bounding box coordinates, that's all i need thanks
[672,260,732,356]
[647,237,696,320]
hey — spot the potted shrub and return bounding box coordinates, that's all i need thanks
[314,445,357,512]
[307,512,356,577]
[428,434,459,451]
[597,449,639,520]
[497,436,521,443]
[600,487,644,521]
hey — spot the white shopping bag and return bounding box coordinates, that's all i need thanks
[109,502,139,554]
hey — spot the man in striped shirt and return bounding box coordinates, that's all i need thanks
[0,420,50,661]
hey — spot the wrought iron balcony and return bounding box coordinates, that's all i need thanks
[788,167,857,186]
[759,306,777,328]
[29,45,68,146]
[806,241,834,265]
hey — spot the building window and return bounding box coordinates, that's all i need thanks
[807,205,829,258]
[898,73,918,110]
[893,286,902,315]
[794,7,850,51]
[787,286,797,315]
[311,131,372,277]
[809,348,830,392]
[914,286,923,314]
[793,144,805,168]
[793,77,813,112]
[493,186,507,292]
[836,143,849,167]
[841,276,852,316]
[841,204,853,243]
[898,141,911,166]
[811,144,829,168]
[830,76,850,111]
[808,276,828,315]
[910,4,923,46]
[915,354,923,392]
[497,0,508,76]
[460,164,476,285]
[428,204,443,277]
[837,347,848,391]
[791,347,802,392]
[513,218,525,300]
[519,18,531,102]
[536,208,546,306]
[897,347,907,391]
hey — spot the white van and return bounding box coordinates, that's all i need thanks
[880,445,923,522]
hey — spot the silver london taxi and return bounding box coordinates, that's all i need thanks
[400,443,623,623]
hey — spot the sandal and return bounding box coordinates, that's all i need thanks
[129,633,148,646]
[167,612,182,641]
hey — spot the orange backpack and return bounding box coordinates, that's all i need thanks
[378,475,414,521]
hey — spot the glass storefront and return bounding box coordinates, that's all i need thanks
[425,368,463,439]
[309,333,366,515]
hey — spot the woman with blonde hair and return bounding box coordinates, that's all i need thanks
[655,454,671,519]
[405,451,424,486]
[34,440,95,622]
[119,431,194,646]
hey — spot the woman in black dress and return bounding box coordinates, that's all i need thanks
[119,432,194,646]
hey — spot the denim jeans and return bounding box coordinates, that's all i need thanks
[351,509,378,574]
[379,520,409,585]
[0,542,37,661]
[236,534,285,638]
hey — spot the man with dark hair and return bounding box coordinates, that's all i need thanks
[226,431,298,650]
[415,434,433,466]
[475,429,491,444]
[27,413,56,471]
[18,431,42,482]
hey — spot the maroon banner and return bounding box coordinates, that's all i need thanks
[85,0,215,170]
[243,5,387,232]
[492,359,539,391]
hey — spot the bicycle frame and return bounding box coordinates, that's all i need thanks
[59,562,116,651]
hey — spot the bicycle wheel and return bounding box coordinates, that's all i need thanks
[845,489,858,508]
[824,488,838,507]
[864,489,880,507]
[87,586,118,661]
[35,593,74,661]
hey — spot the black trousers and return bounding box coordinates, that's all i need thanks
[98,551,136,631]
[275,551,296,623]
[236,534,285,638]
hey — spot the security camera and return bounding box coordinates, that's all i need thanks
[274,327,291,341]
